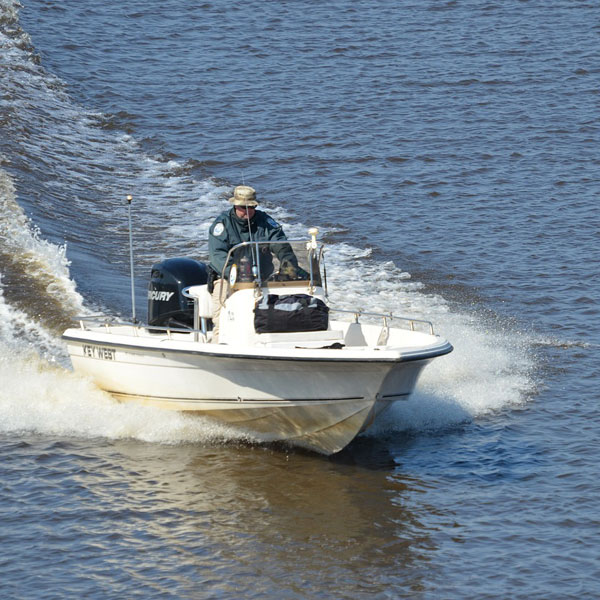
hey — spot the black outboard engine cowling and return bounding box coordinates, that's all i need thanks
[148,258,209,328]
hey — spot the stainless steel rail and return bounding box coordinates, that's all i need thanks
[329,308,435,335]
[73,315,207,340]
[221,238,322,287]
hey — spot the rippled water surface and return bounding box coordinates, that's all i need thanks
[1,0,599,598]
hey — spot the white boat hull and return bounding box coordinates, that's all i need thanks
[63,321,451,454]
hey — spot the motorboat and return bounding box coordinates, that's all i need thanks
[63,229,452,455]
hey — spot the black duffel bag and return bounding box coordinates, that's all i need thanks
[254,294,329,333]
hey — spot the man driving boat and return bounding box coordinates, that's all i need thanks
[208,184,297,342]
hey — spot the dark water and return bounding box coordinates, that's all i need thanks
[1,0,599,598]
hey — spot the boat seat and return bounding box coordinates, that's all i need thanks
[185,284,213,318]
[255,329,344,347]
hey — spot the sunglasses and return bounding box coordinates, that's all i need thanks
[235,205,255,211]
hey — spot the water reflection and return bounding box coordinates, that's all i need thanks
[91,440,444,596]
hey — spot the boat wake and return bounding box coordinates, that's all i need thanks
[1,159,536,448]
[367,312,536,436]
[0,0,537,450]
[0,204,536,450]
[0,351,256,445]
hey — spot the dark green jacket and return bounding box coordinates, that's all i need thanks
[208,208,294,279]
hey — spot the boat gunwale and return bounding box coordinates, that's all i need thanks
[62,331,453,363]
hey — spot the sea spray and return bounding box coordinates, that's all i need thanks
[0,0,537,447]
[0,272,257,445]
[0,168,84,328]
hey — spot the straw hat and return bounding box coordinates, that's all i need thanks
[228,185,258,207]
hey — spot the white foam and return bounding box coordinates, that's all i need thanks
[2,152,536,443]
[0,0,537,446]
[0,280,260,445]
[0,282,67,365]
[0,349,259,444]
[0,169,85,316]
[366,313,536,435]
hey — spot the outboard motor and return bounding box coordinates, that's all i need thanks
[148,258,209,328]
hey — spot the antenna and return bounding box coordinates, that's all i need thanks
[126,194,137,323]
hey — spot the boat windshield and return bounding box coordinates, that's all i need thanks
[223,240,323,288]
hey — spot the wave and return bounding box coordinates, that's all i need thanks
[0,160,537,444]
[0,0,537,447]
[0,332,256,445]
[0,168,84,326]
